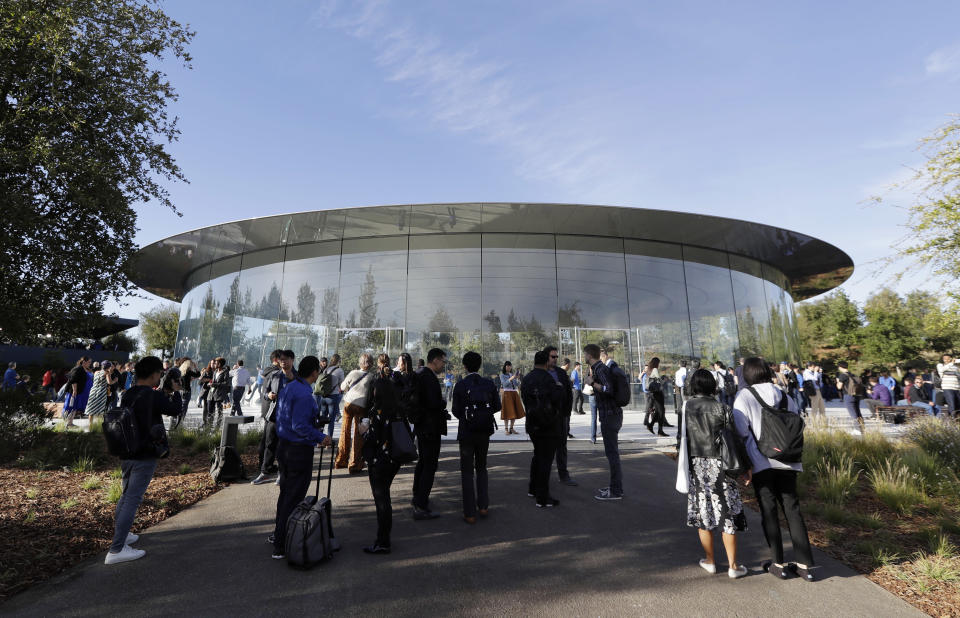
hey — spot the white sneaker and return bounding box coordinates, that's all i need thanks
[729,565,748,579]
[104,545,145,565]
[274,475,281,486]
[125,532,139,545]
[699,559,717,574]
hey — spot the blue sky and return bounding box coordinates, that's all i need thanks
[115,0,960,322]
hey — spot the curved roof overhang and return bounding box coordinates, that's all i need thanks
[131,203,853,302]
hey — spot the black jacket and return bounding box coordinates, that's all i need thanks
[120,385,181,460]
[550,366,573,417]
[209,369,231,402]
[414,367,447,437]
[520,368,564,438]
[260,364,283,420]
[684,395,730,459]
[452,373,502,440]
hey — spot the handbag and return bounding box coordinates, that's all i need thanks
[388,419,418,464]
[717,404,749,478]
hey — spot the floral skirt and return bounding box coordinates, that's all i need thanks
[687,457,747,534]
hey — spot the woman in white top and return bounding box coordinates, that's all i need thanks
[732,357,815,582]
[336,353,375,473]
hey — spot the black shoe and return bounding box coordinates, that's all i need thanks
[767,562,790,579]
[575,411,586,415]
[567,432,575,439]
[536,498,560,508]
[791,563,817,582]
[645,422,654,434]
[663,423,674,427]
[527,491,535,498]
[363,544,391,555]
[657,430,669,437]
[559,477,578,486]
[413,507,440,520]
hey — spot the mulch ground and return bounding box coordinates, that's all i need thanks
[0,449,259,600]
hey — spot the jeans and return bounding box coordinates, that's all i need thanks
[110,458,158,552]
[943,389,960,417]
[273,440,315,554]
[572,389,584,414]
[589,395,598,442]
[181,388,192,417]
[203,398,222,427]
[897,400,938,416]
[842,394,862,421]
[528,435,559,502]
[231,386,245,415]
[459,433,490,517]
[413,433,441,510]
[321,393,342,435]
[600,410,623,495]
[809,390,826,416]
[258,419,279,475]
[368,461,401,546]
[752,469,814,566]
[246,383,261,401]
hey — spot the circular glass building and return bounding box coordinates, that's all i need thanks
[134,203,852,379]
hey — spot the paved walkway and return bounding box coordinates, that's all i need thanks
[4,444,920,617]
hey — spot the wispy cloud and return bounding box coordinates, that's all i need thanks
[924,42,960,79]
[312,0,634,196]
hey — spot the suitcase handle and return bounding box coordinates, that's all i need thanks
[314,428,337,500]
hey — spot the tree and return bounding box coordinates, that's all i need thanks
[0,1,193,341]
[796,290,863,360]
[102,331,138,353]
[859,289,924,366]
[140,304,179,359]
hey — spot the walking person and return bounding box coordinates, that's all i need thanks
[104,356,181,564]
[360,354,406,554]
[270,355,332,560]
[802,362,826,417]
[937,354,960,418]
[545,347,576,486]
[178,358,200,419]
[337,353,375,473]
[230,359,251,416]
[62,357,93,428]
[252,350,284,485]
[412,348,448,519]
[836,361,865,434]
[570,361,585,415]
[85,361,117,429]
[499,361,525,435]
[676,369,749,579]
[583,344,624,501]
[197,360,214,426]
[451,351,501,523]
[643,357,668,437]
[522,351,564,508]
[733,357,816,581]
[319,354,345,433]
[206,357,230,427]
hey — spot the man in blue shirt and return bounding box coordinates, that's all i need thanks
[271,355,332,559]
[569,361,585,415]
[583,344,623,501]
[3,362,18,390]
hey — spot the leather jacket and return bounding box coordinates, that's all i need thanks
[684,395,730,459]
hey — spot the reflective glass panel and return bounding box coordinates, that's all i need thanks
[276,242,341,360]
[729,255,773,359]
[762,264,789,362]
[228,249,285,368]
[682,246,739,367]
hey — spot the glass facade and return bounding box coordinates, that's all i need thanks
[174,231,803,382]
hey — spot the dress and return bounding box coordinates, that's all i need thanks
[86,371,110,417]
[686,457,747,535]
[63,371,93,413]
[499,373,525,421]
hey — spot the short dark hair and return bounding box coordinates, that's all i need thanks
[278,349,295,360]
[690,369,718,396]
[427,348,446,363]
[716,361,725,371]
[236,359,244,366]
[269,349,283,361]
[742,357,774,386]
[134,356,164,379]
[869,375,879,383]
[583,344,601,359]
[837,361,848,369]
[679,359,687,367]
[562,357,570,366]
[691,359,701,370]
[298,356,320,378]
[574,361,581,367]
[533,350,549,366]
[319,357,328,363]
[462,351,482,373]
[543,345,558,355]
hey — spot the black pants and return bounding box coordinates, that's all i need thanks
[459,433,490,517]
[555,416,571,480]
[181,388,191,416]
[644,390,666,430]
[368,461,401,547]
[203,398,223,427]
[412,433,441,510]
[258,420,279,475]
[231,386,245,415]
[528,435,559,502]
[272,440,315,554]
[753,469,814,566]
[573,389,584,414]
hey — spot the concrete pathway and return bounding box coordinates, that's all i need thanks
[3,444,921,617]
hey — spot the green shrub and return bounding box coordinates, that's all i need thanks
[238,428,263,451]
[0,390,54,463]
[81,476,101,490]
[928,532,958,559]
[903,417,960,470]
[16,429,108,470]
[817,452,860,505]
[168,428,197,449]
[177,463,192,475]
[104,479,123,504]
[59,498,78,510]
[868,461,926,515]
[25,487,38,499]
[851,431,895,471]
[109,467,122,479]
[24,509,36,524]
[71,451,96,474]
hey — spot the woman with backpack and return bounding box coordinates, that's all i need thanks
[337,353,374,473]
[361,353,403,554]
[499,361,525,436]
[391,353,418,421]
[643,357,668,437]
[676,368,748,579]
[732,357,816,582]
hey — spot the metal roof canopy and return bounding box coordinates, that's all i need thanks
[131,203,853,302]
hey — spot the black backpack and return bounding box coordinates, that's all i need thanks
[722,372,736,397]
[527,384,560,431]
[462,384,497,434]
[746,386,804,463]
[609,365,631,407]
[103,390,150,459]
[396,373,421,422]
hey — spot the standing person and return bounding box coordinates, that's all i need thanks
[3,362,18,391]
[205,357,230,427]
[62,357,92,428]
[836,361,865,435]
[451,351,501,523]
[104,356,181,564]
[197,360,215,426]
[361,354,406,554]
[570,361,585,415]
[643,357,668,437]
[411,348,448,520]
[521,351,564,508]
[320,354,345,432]
[937,354,960,418]
[802,362,826,417]
[443,367,454,404]
[252,350,284,485]
[734,358,746,393]
[269,355,332,560]
[584,369,598,444]
[41,368,56,400]
[732,357,816,581]
[391,352,418,426]
[676,369,749,579]
[246,365,263,403]
[499,362,525,435]
[178,358,200,419]
[545,347,576,486]
[337,353,375,473]
[583,344,624,501]
[230,360,251,416]
[878,370,898,404]
[675,360,689,406]
[85,361,117,427]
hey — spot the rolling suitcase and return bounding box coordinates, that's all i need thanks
[285,444,339,568]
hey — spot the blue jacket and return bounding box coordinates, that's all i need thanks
[570,368,581,391]
[276,377,326,445]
